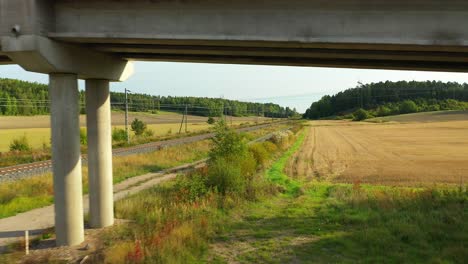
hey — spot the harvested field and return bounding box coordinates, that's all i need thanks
[286,120,468,186]
[0,111,270,151]
[0,111,269,129]
[369,110,468,123]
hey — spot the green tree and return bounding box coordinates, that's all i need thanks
[207,117,215,124]
[399,100,418,114]
[131,118,147,136]
[209,119,246,160]
[353,108,370,121]
[376,105,392,116]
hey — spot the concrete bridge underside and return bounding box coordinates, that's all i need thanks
[2,0,468,246]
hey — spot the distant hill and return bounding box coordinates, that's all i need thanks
[0,78,297,118]
[303,81,468,119]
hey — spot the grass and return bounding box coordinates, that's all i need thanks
[265,131,305,197]
[0,140,210,219]
[212,183,467,263]
[0,174,54,218]
[37,127,300,263]
[0,128,50,153]
[88,130,299,263]
[4,122,465,263]
[209,126,468,263]
[0,124,284,219]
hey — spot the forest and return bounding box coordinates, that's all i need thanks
[303,81,468,119]
[0,78,296,118]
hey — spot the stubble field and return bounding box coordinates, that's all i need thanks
[0,111,269,152]
[286,119,468,186]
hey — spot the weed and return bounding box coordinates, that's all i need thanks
[9,135,31,152]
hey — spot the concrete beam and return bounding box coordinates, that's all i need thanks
[1,35,133,81]
[3,0,468,71]
[49,73,84,247]
[0,0,54,36]
[86,79,114,228]
[52,0,468,47]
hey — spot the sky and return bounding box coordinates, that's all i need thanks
[2,62,468,113]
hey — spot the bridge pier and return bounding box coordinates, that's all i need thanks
[86,79,114,228]
[49,73,85,246]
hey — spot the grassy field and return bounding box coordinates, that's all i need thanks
[210,126,467,263]
[3,115,467,263]
[285,119,468,186]
[211,183,466,263]
[0,124,285,219]
[0,111,270,152]
[0,139,211,219]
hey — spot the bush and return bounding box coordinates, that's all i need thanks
[112,128,128,142]
[270,130,294,149]
[209,120,247,160]
[80,128,87,145]
[143,129,155,138]
[399,100,418,114]
[206,119,257,197]
[207,117,215,124]
[352,108,370,121]
[131,118,147,136]
[249,143,270,167]
[207,157,244,195]
[376,106,392,117]
[174,173,208,202]
[9,135,31,152]
[262,141,278,153]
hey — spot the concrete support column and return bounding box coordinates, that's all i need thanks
[49,73,84,246]
[85,79,114,228]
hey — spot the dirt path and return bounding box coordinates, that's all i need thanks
[0,160,206,251]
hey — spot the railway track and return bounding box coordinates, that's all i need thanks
[0,122,289,181]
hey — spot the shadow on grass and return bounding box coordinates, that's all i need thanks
[142,164,165,173]
[215,185,467,263]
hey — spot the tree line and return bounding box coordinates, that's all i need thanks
[0,78,296,118]
[303,81,468,119]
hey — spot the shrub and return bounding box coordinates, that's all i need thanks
[175,173,208,202]
[249,143,270,167]
[376,106,392,117]
[270,130,294,149]
[262,141,278,153]
[209,119,247,160]
[9,135,31,152]
[131,118,147,136]
[143,129,155,138]
[352,108,370,121]
[79,128,87,145]
[207,157,244,195]
[399,100,418,114]
[206,119,257,196]
[207,117,215,124]
[112,128,128,142]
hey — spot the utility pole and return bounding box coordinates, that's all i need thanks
[125,88,131,144]
[185,105,188,133]
[179,105,187,134]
